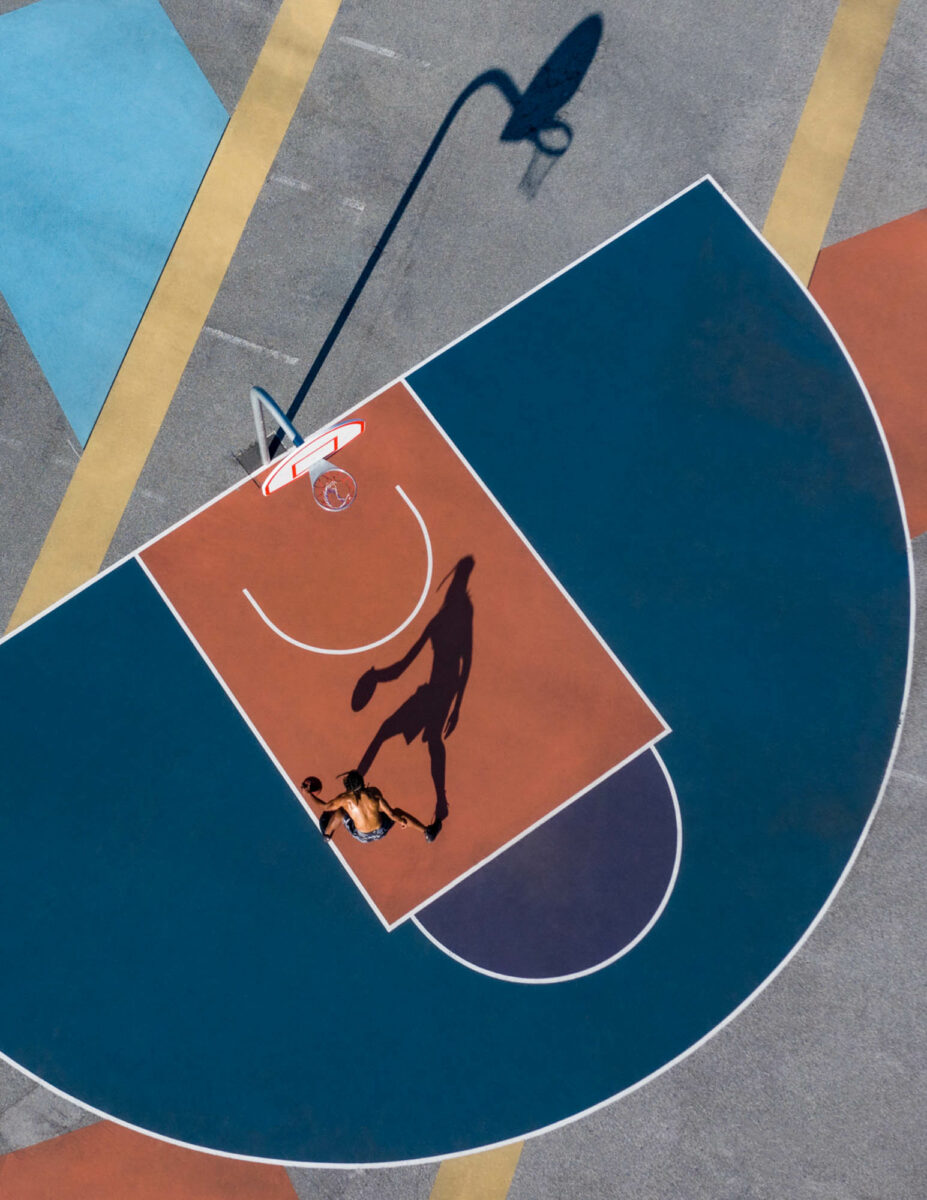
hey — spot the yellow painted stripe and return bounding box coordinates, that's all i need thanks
[428,1143,524,1200]
[762,0,900,284]
[6,0,341,633]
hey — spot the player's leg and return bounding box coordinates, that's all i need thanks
[390,807,442,842]
[389,807,428,832]
[319,808,344,840]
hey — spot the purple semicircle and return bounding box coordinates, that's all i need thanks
[415,748,680,981]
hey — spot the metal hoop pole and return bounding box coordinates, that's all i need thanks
[250,386,303,466]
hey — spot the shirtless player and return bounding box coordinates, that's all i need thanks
[302,771,440,844]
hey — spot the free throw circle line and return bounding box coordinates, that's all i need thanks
[242,485,433,655]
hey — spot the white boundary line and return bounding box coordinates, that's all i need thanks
[403,380,670,732]
[0,175,915,1171]
[0,470,276,648]
[0,175,711,651]
[242,485,433,654]
[134,555,393,934]
[136,473,665,933]
[189,389,665,929]
[412,746,683,984]
[386,732,668,931]
[27,422,664,935]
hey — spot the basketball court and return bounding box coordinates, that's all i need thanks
[0,179,911,1165]
[142,378,667,927]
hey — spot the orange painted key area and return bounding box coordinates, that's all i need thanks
[811,208,927,536]
[141,382,666,925]
[0,1121,296,1199]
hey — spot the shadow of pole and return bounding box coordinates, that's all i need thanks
[279,14,603,437]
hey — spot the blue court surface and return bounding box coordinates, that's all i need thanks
[0,180,910,1164]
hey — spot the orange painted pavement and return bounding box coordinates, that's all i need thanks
[810,208,927,536]
[0,1121,296,1199]
[141,383,666,925]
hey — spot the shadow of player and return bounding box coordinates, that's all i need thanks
[353,557,475,832]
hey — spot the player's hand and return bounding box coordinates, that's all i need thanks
[398,815,409,826]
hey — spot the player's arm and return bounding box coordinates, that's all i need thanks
[370,789,408,826]
[314,790,351,811]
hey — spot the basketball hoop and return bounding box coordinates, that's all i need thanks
[310,462,357,512]
[249,387,363,512]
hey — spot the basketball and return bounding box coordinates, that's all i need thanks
[302,775,322,794]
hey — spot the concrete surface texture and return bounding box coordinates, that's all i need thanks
[0,0,925,1195]
[825,0,927,245]
[505,537,927,1200]
[0,292,79,631]
[0,1059,95,1155]
[104,0,843,562]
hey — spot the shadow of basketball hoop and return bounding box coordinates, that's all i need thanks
[273,15,603,443]
[351,556,475,829]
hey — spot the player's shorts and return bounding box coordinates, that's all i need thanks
[343,814,394,843]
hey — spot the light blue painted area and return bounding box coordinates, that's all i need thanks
[0,0,227,443]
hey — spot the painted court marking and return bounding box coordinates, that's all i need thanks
[6,0,343,633]
[412,746,683,985]
[338,35,397,58]
[405,173,914,1185]
[0,0,910,1177]
[428,1141,524,1200]
[136,379,668,930]
[394,738,668,933]
[136,553,391,933]
[0,174,914,1179]
[4,174,905,944]
[0,177,914,1176]
[404,180,914,1175]
[763,0,901,283]
[405,383,667,727]
[0,0,229,446]
[242,484,434,654]
[324,18,916,1181]
[11,0,895,640]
